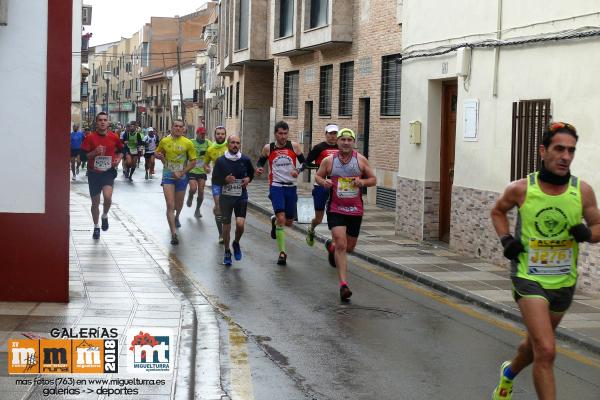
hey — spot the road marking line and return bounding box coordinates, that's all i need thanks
[353,259,600,369]
[228,320,255,400]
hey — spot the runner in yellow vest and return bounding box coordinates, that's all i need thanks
[490,122,600,400]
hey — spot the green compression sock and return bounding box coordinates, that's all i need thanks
[276,226,286,252]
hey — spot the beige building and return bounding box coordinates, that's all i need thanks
[211,0,403,195]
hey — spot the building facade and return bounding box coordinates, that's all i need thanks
[398,0,600,294]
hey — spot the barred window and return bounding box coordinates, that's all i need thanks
[380,54,401,116]
[511,99,552,181]
[283,71,299,117]
[319,65,333,116]
[338,61,354,116]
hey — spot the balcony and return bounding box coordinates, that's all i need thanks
[270,0,312,56]
[299,0,353,50]
[231,0,271,66]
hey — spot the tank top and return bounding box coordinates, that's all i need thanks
[514,172,582,289]
[268,141,297,186]
[327,151,363,216]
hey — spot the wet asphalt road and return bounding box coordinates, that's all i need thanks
[74,165,600,400]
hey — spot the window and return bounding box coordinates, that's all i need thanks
[380,54,401,116]
[338,62,354,116]
[226,86,230,118]
[229,84,233,117]
[236,0,249,50]
[235,82,240,116]
[511,99,552,181]
[278,0,294,38]
[309,0,327,29]
[141,43,150,67]
[319,65,333,116]
[283,71,299,117]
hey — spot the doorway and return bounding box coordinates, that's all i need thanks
[439,81,458,242]
[303,101,313,182]
[357,98,370,158]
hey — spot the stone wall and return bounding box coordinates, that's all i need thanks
[395,176,440,241]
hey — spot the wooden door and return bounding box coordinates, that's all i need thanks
[439,81,458,242]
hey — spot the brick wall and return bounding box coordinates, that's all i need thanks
[274,0,403,185]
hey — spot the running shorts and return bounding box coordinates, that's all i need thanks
[312,185,330,211]
[326,212,363,238]
[269,185,297,219]
[188,172,208,181]
[87,169,117,197]
[512,276,575,313]
[211,185,222,196]
[162,176,189,192]
[219,196,248,225]
[70,148,80,158]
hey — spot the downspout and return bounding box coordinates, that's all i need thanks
[492,0,503,96]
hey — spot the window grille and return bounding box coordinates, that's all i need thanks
[380,54,401,116]
[511,99,552,181]
[283,71,299,117]
[339,61,354,116]
[319,65,333,116]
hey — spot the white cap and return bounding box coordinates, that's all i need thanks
[147,127,155,132]
[325,124,339,133]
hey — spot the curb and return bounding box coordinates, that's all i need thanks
[247,199,600,356]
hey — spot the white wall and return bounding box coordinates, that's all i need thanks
[0,0,48,213]
[72,0,82,103]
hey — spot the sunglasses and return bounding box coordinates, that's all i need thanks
[548,122,576,134]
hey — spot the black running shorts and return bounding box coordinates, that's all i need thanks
[326,212,362,238]
[87,169,117,197]
[512,276,575,313]
[219,196,248,225]
[188,172,208,181]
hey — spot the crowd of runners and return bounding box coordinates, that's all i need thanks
[73,113,599,400]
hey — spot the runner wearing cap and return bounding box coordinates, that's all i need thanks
[143,127,160,180]
[299,123,339,246]
[315,128,376,301]
[187,127,212,218]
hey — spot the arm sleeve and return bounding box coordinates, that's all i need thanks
[296,153,306,165]
[305,145,321,165]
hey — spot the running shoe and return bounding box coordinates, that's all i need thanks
[270,215,277,239]
[325,239,336,268]
[72,176,76,181]
[186,193,193,207]
[194,208,202,218]
[175,217,181,228]
[277,251,287,265]
[492,361,513,400]
[219,235,224,244]
[92,227,100,240]
[145,171,149,180]
[129,175,133,182]
[101,216,109,231]
[170,234,179,245]
[306,226,315,246]
[223,250,233,266]
[76,167,80,175]
[232,241,242,260]
[340,284,352,302]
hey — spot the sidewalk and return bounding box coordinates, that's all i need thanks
[0,191,227,400]
[247,179,600,354]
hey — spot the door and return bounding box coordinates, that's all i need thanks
[303,101,313,182]
[439,81,458,242]
[358,98,370,158]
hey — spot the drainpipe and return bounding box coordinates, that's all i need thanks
[492,0,503,97]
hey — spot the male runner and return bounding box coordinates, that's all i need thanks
[80,112,123,239]
[155,119,198,245]
[143,127,159,180]
[80,128,91,171]
[256,121,306,265]
[204,126,228,242]
[315,128,376,301]
[187,127,212,218]
[490,122,600,400]
[211,134,254,266]
[123,121,144,181]
[70,124,84,180]
[300,123,339,246]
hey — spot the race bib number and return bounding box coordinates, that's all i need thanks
[166,161,184,172]
[336,177,359,199]
[222,179,243,196]
[527,238,573,275]
[94,156,112,171]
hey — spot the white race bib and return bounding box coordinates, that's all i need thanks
[94,156,112,171]
[527,238,573,275]
[222,179,243,196]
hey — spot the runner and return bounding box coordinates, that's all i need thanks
[490,122,600,400]
[123,121,144,181]
[80,112,123,239]
[187,127,212,218]
[80,128,91,171]
[211,134,254,266]
[315,128,376,301]
[70,124,84,181]
[155,119,198,245]
[135,121,143,168]
[300,123,339,246]
[256,121,306,265]
[204,126,228,242]
[143,127,159,180]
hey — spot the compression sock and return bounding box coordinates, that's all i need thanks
[215,214,223,236]
[276,226,286,252]
[197,193,204,209]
